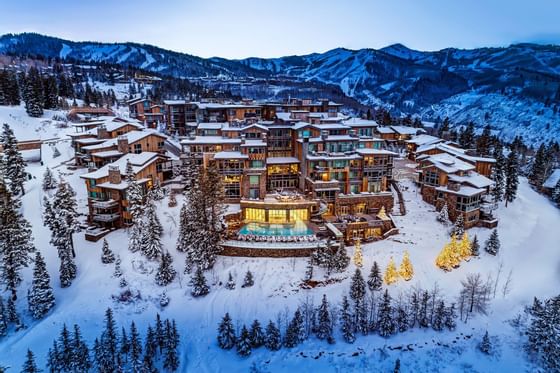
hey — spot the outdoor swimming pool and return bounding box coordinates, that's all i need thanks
[238,222,314,236]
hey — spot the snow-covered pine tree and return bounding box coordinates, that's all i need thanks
[450,214,465,238]
[175,203,191,254]
[140,198,163,260]
[236,325,252,357]
[57,323,73,371]
[148,178,165,201]
[444,303,457,330]
[437,203,451,225]
[5,297,20,329]
[399,251,414,281]
[395,305,408,333]
[0,188,35,300]
[21,349,40,373]
[331,243,350,273]
[304,256,313,281]
[113,256,123,278]
[143,326,157,368]
[23,67,44,117]
[264,320,281,351]
[491,143,506,202]
[242,270,254,288]
[418,290,430,328]
[190,266,209,297]
[119,326,130,361]
[471,235,480,256]
[71,324,91,372]
[42,167,57,191]
[0,123,27,195]
[217,312,236,350]
[316,294,334,343]
[553,181,560,206]
[225,272,235,290]
[349,268,366,303]
[129,321,143,371]
[155,251,176,286]
[160,291,170,308]
[249,319,265,348]
[284,308,305,348]
[125,160,144,223]
[529,144,548,187]
[27,251,55,319]
[505,148,519,207]
[479,331,492,354]
[367,261,383,292]
[99,308,118,372]
[377,290,395,338]
[340,295,355,343]
[432,300,445,331]
[101,238,115,264]
[0,296,7,336]
[484,230,500,256]
[46,340,60,373]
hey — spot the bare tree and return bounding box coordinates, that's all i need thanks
[458,273,492,322]
[493,261,504,298]
[299,295,316,338]
[501,269,513,298]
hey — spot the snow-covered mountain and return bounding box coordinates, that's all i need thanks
[2,33,560,143]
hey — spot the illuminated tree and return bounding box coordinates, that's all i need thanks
[458,232,472,261]
[384,257,399,285]
[398,251,414,281]
[352,238,363,268]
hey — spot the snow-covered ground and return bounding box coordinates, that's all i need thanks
[1,107,560,372]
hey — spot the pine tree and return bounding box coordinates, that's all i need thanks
[99,308,118,372]
[1,123,27,195]
[350,268,366,303]
[225,272,235,290]
[471,235,480,256]
[23,67,44,117]
[377,290,395,337]
[284,308,305,348]
[395,305,409,333]
[505,148,519,207]
[57,323,73,371]
[352,239,363,267]
[119,326,130,360]
[129,321,143,371]
[450,213,465,238]
[217,313,237,349]
[46,340,60,373]
[27,251,55,319]
[236,325,252,357]
[479,331,492,354]
[264,320,281,351]
[0,188,35,300]
[140,198,163,260]
[418,290,430,328]
[316,294,334,343]
[143,326,157,368]
[242,270,254,288]
[384,257,399,285]
[155,251,176,286]
[71,324,91,372]
[529,143,548,187]
[304,256,313,281]
[42,167,57,191]
[444,303,457,331]
[491,142,506,202]
[0,296,7,336]
[432,300,445,331]
[399,251,414,281]
[367,261,383,292]
[394,358,401,373]
[149,178,165,201]
[190,266,209,297]
[101,238,115,264]
[113,256,123,278]
[249,319,265,348]
[484,230,500,256]
[21,349,41,373]
[340,295,355,343]
[437,203,451,225]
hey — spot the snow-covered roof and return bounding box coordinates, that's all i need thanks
[436,186,485,197]
[81,139,118,151]
[213,151,248,160]
[180,136,242,145]
[306,153,362,161]
[242,123,269,132]
[276,112,297,122]
[241,139,267,147]
[406,134,443,146]
[313,123,350,130]
[342,118,379,127]
[90,150,123,158]
[356,149,398,156]
[266,157,300,165]
[75,138,106,145]
[163,100,187,105]
[419,153,475,174]
[197,122,223,130]
[390,126,423,135]
[376,127,395,134]
[80,152,161,180]
[448,173,494,189]
[543,169,560,188]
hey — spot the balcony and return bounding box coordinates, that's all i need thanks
[91,199,118,209]
[93,213,120,222]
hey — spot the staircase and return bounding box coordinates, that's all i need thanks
[390,180,406,216]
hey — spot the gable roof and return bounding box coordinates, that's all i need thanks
[543,169,560,188]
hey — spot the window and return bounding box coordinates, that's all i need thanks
[249,188,260,199]
[423,170,439,186]
[134,144,142,154]
[89,179,96,187]
[456,195,481,212]
[250,160,264,168]
[249,175,260,185]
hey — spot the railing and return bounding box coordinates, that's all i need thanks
[93,213,120,222]
[91,199,118,209]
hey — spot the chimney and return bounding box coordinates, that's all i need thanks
[117,135,129,154]
[97,125,109,139]
[108,165,122,184]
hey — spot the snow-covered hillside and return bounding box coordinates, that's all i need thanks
[0,107,559,372]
